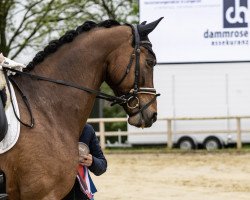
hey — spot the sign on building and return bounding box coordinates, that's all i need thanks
[140,0,250,63]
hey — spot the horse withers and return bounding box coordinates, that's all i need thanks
[0,18,162,199]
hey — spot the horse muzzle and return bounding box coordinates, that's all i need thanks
[128,110,157,128]
[127,88,159,128]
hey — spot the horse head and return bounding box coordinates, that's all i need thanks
[106,18,163,128]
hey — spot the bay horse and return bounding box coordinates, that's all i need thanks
[0,18,162,199]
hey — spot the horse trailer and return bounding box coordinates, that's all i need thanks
[128,63,250,150]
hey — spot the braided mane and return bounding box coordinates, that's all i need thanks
[25,20,121,71]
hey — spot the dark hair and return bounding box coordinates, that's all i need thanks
[25,20,120,71]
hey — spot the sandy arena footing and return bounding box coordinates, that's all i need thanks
[92,152,250,200]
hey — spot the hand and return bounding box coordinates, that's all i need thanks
[79,154,93,167]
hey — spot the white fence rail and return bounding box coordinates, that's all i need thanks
[87,116,250,150]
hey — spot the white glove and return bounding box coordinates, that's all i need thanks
[0,56,26,75]
[1,57,26,70]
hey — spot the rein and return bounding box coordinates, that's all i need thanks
[2,24,160,128]
[2,68,128,128]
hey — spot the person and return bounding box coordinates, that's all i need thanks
[0,53,26,110]
[64,124,107,200]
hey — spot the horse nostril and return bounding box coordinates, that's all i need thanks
[152,112,157,123]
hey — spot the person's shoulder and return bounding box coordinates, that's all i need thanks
[83,124,96,137]
[84,124,94,131]
[80,124,96,143]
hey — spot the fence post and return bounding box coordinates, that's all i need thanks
[167,119,173,149]
[236,117,242,149]
[99,121,105,150]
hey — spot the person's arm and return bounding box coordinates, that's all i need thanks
[88,133,107,176]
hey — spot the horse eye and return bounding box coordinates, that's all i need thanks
[146,59,156,67]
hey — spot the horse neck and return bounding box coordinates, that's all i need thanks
[14,29,122,133]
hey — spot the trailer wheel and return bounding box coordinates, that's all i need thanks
[177,137,196,150]
[203,137,222,151]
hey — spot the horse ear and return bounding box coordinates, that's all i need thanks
[138,17,164,37]
[141,21,147,25]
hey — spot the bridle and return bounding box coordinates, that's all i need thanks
[111,24,160,116]
[2,24,160,127]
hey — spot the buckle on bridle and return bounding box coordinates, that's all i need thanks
[127,96,139,109]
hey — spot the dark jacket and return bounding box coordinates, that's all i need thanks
[63,124,107,200]
[79,124,107,176]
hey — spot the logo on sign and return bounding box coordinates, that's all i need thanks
[224,0,248,28]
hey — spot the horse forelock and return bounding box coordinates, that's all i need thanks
[25,20,121,72]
